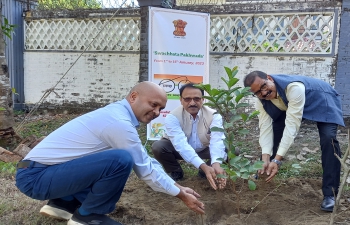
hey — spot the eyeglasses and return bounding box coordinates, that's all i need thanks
[252,80,268,97]
[182,97,202,103]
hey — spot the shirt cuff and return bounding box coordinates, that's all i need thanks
[276,147,288,157]
[167,184,181,196]
[261,147,273,156]
[193,157,205,169]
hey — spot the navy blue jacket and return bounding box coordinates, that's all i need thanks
[260,75,345,126]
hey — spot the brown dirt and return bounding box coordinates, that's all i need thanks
[1,118,350,225]
[113,173,350,225]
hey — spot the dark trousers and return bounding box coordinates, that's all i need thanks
[16,150,134,214]
[151,138,210,173]
[272,112,341,196]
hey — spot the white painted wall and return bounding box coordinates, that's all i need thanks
[24,52,140,105]
[209,55,336,88]
[24,52,335,106]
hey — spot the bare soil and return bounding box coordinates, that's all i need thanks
[1,118,350,225]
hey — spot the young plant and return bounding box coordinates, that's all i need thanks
[197,66,263,217]
[1,16,16,40]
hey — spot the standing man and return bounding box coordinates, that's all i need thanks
[152,83,227,190]
[16,81,204,225]
[243,71,344,212]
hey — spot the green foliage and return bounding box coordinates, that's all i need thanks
[0,161,16,177]
[1,16,16,40]
[38,0,102,9]
[197,66,262,190]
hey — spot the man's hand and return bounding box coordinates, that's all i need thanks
[212,162,226,189]
[259,154,281,182]
[265,161,279,182]
[199,163,218,190]
[175,186,205,214]
[259,154,271,175]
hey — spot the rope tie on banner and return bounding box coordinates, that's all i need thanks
[15,0,128,134]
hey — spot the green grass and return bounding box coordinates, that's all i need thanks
[0,161,16,178]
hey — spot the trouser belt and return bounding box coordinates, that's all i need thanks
[16,160,50,169]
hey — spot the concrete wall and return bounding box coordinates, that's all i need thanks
[24,52,139,105]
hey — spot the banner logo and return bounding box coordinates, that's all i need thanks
[173,19,187,36]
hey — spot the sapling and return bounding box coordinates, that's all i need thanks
[196,66,263,218]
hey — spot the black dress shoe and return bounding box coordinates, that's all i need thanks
[320,196,335,212]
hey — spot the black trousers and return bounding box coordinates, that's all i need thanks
[272,112,341,196]
[151,138,211,173]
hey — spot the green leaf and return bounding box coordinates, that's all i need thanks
[221,77,229,87]
[217,174,227,179]
[199,84,212,94]
[238,128,249,135]
[223,122,233,129]
[292,164,302,169]
[241,113,248,122]
[230,175,238,182]
[235,93,245,103]
[211,88,221,97]
[252,161,264,170]
[248,180,257,190]
[224,66,233,78]
[202,96,215,102]
[0,107,6,111]
[236,103,249,108]
[211,127,224,132]
[231,115,241,122]
[240,159,250,167]
[228,77,239,89]
[216,157,224,162]
[229,156,241,165]
[240,167,248,173]
[214,92,226,102]
[248,110,260,119]
[241,173,249,179]
[203,102,217,108]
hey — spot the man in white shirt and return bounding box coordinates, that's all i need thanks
[15,82,205,225]
[152,83,227,190]
[243,71,344,212]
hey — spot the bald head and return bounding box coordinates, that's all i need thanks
[127,81,167,123]
[128,81,166,98]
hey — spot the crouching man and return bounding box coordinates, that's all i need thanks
[16,82,204,225]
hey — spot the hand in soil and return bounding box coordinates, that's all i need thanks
[259,154,278,182]
[175,187,205,214]
[265,162,279,182]
[200,163,218,190]
[212,162,227,189]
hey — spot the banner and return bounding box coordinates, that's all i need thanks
[147,7,210,140]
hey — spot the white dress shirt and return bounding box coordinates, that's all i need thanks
[256,82,306,157]
[25,99,180,196]
[164,109,226,168]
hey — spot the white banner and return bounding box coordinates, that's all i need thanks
[147,7,210,140]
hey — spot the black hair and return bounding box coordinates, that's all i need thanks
[179,83,204,97]
[243,71,268,87]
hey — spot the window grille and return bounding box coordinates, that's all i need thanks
[210,12,335,54]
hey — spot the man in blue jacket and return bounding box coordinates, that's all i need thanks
[243,71,344,212]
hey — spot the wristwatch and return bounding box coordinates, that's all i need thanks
[271,158,282,167]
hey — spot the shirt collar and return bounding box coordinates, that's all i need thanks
[184,108,202,120]
[119,98,140,128]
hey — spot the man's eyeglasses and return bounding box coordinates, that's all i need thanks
[252,80,268,97]
[182,97,202,103]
